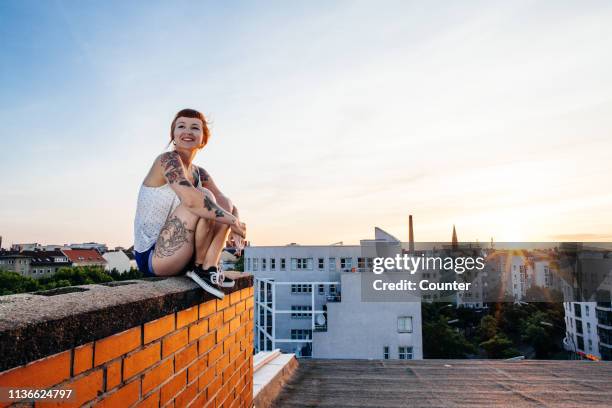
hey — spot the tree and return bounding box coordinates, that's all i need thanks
[479,315,498,340]
[0,270,40,295]
[480,334,520,359]
[234,255,244,272]
[423,316,477,358]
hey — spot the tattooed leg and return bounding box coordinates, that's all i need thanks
[151,205,201,276]
[154,216,194,258]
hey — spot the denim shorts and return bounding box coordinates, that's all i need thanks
[135,245,157,277]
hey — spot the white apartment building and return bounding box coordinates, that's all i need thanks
[245,228,423,360]
[563,302,601,360]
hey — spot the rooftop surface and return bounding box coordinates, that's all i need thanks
[270,359,612,407]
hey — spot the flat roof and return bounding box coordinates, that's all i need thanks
[270,359,612,407]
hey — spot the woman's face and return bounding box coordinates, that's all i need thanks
[173,116,204,150]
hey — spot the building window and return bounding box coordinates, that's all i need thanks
[329,258,336,271]
[576,336,584,351]
[588,339,593,351]
[291,258,312,270]
[397,316,413,333]
[587,322,591,334]
[270,258,276,270]
[291,329,312,340]
[318,284,325,295]
[340,258,352,270]
[329,284,338,295]
[398,346,413,360]
[253,258,259,271]
[574,303,582,318]
[576,319,583,335]
[383,346,390,360]
[291,305,312,318]
[318,258,324,270]
[585,305,589,317]
[247,258,251,270]
[358,257,365,270]
[291,284,312,294]
[262,258,267,271]
[280,258,286,270]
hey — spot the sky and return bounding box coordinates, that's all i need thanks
[1,0,612,248]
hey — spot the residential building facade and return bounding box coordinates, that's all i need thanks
[245,228,423,360]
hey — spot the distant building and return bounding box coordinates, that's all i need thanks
[0,250,70,279]
[102,251,132,274]
[0,252,33,277]
[62,249,106,267]
[220,250,239,271]
[68,242,108,254]
[246,228,423,360]
[10,243,43,252]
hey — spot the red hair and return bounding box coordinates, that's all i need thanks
[170,108,211,148]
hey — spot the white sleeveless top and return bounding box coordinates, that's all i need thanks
[133,167,200,252]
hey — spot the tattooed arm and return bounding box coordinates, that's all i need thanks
[197,165,246,249]
[157,152,246,237]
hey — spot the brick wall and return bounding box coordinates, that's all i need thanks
[0,286,254,408]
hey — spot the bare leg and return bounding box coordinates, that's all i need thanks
[194,217,215,266]
[152,205,209,276]
[202,223,231,269]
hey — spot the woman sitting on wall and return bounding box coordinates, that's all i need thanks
[133,108,246,298]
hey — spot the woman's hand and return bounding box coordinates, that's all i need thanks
[230,220,247,239]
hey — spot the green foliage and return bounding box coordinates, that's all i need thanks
[234,254,244,272]
[0,270,40,295]
[423,316,477,358]
[480,334,521,359]
[479,315,498,340]
[0,266,144,296]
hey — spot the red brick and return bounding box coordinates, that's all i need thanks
[199,300,216,318]
[216,297,229,311]
[229,317,240,335]
[97,378,140,408]
[175,381,197,408]
[208,345,223,365]
[229,291,241,305]
[223,305,235,323]
[0,350,70,389]
[175,343,198,372]
[198,366,215,391]
[245,297,254,309]
[142,358,174,394]
[124,342,161,379]
[235,300,246,314]
[208,313,222,331]
[135,390,160,408]
[216,355,230,376]
[94,327,141,366]
[162,328,188,357]
[72,342,93,375]
[216,322,229,342]
[188,320,208,343]
[187,391,207,408]
[144,314,175,344]
[39,369,103,408]
[239,287,249,301]
[160,370,187,405]
[105,359,122,390]
[198,334,215,356]
[177,306,198,329]
[206,375,222,400]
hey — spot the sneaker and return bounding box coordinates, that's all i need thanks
[186,267,225,299]
[206,265,235,288]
